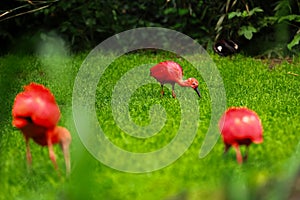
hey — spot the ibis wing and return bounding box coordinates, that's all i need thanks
[150,61,183,83]
[31,100,61,128]
[219,108,263,144]
[24,83,57,103]
[12,84,60,128]
[12,92,34,120]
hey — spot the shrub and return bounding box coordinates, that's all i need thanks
[0,0,299,56]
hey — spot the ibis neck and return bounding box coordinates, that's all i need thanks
[177,79,190,87]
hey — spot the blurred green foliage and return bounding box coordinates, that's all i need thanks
[0,0,300,56]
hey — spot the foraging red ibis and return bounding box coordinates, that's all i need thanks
[12,83,71,174]
[219,107,263,164]
[150,61,201,98]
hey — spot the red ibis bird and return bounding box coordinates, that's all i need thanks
[12,82,71,175]
[150,61,201,98]
[219,107,263,164]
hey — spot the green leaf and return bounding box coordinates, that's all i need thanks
[85,18,96,27]
[248,7,264,16]
[287,33,300,50]
[228,11,241,19]
[216,14,225,30]
[164,8,176,15]
[241,7,263,18]
[242,10,248,17]
[178,8,189,16]
[278,15,300,23]
[244,31,253,40]
[238,26,257,40]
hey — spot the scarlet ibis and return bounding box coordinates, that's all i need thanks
[213,39,238,56]
[12,82,71,174]
[219,107,263,164]
[150,61,201,98]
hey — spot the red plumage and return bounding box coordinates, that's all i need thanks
[150,61,183,85]
[12,83,60,129]
[12,82,71,175]
[150,61,201,98]
[219,107,263,164]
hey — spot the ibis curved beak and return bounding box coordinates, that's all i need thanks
[194,87,201,98]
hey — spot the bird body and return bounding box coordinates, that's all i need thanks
[219,107,263,164]
[12,83,71,175]
[150,61,201,98]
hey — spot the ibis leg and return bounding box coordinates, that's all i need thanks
[47,138,59,173]
[48,145,58,170]
[25,137,32,166]
[243,145,250,161]
[60,139,71,176]
[233,145,243,164]
[160,84,164,97]
[171,84,176,98]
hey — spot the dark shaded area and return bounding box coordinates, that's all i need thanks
[289,171,300,200]
[0,0,299,56]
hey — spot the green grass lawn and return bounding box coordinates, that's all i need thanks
[0,52,299,200]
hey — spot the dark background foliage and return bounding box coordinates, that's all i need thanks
[0,0,299,56]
